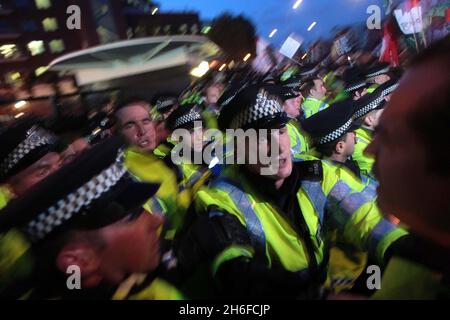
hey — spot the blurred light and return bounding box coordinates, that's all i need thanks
[15,112,25,119]
[243,53,251,62]
[209,60,219,68]
[35,66,48,77]
[301,53,307,60]
[293,0,303,9]
[307,22,317,32]
[269,28,278,38]
[347,56,351,61]
[219,63,227,71]
[228,60,235,68]
[151,7,158,15]
[14,100,27,109]
[92,128,101,136]
[201,26,211,34]
[190,61,209,78]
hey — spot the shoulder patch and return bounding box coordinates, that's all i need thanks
[296,160,323,181]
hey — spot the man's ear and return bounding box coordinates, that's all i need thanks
[335,140,345,154]
[56,243,102,279]
[364,114,374,127]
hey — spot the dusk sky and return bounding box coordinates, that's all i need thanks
[162,0,386,46]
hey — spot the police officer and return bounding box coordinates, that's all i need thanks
[352,78,400,178]
[300,77,330,119]
[113,96,188,233]
[300,99,361,179]
[277,77,311,160]
[0,137,183,299]
[0,119,61,208]
[191,83,408,298]
[165,103,222,194]
[363,63,394,93]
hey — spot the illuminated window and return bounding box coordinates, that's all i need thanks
[0,44,18,59]
[179,24,187,35]
[35,0,51,9]
[49,39,64,53]
[27,40,45,56]
[42,17,58,31]
[35,66,48,76]
[5,71,21,84]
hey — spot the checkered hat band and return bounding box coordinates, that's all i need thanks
[25,152,128,242]
[230,91,283,129]
[284,81,301,89]
[353,83,398,119]
[157,99,176,110]
[0,127,57,177]
[318,118,353,145]
[366,66,390,78]
[174,111,202,128]
[345,82,366,92]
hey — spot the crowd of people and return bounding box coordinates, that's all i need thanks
[0,34,448,300]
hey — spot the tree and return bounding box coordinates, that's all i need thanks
[208,13,257,61]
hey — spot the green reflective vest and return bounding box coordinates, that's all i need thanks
[353,127,375,178]
[124,147,190,233]
[286,120,310,161]
[195,159,407,279]
[301,97,330,119]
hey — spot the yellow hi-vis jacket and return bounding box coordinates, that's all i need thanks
[194,158,407,279]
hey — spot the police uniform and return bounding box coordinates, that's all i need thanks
[300,99,381,292]
[0,120,60,293]
[0,137,183,299]
[165,103,222,195]
[191,84,408,298]
[301,97,330,120]
[352,78,400,178]
[364,63,391,94]
[153,96,178,158]
[277,78,312,159]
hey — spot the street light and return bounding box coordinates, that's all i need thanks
[269,28,278,38]
[301,53,308,60]
[15,112,25,119]
[190,61,209,78]
[243,53,251,62]
[293,0,303,10]
[219,63,227,72]
[307,22,317,31]
[151,7,158,15]
[14,100,26,109]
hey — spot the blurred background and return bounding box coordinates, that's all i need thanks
[0,0,448,123]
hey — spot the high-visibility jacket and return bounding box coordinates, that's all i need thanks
[353,127,375,178]
[194,159,407,283]
[301,97,330,119]
[286,120,310,161]
[0,185,14,210]
[112,274,184,300]
[366,84,379,94]
[124,147,190,233]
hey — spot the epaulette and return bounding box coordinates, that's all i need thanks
[296,160,323,181]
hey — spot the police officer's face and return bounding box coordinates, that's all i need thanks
[312,79,327,98]
[283,95,302,118]
[342,131,356,157]
[116,104,157,152]
[245,126,292,180]
[97,211,164,283]
[366,60,450,246]
[9,152,62,196]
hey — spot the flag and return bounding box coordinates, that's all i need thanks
[380,19,399,66]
